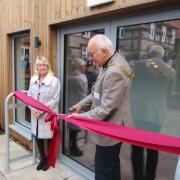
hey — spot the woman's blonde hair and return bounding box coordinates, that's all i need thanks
[70,58,86,73]
[34,56,54,76]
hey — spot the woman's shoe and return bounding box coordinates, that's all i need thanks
[36,159,44,171]
[42,157,49,171]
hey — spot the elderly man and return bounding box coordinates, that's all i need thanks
[68,34,134,180]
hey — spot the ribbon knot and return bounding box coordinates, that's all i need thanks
[44,112,60,168]
[45,113,59,131]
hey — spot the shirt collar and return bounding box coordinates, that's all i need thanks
[31,73,54,86]
[103,52,116,69]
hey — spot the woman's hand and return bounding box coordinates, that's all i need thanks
[33,110,41,119]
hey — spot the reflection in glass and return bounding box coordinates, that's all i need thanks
[14,35,31,127]
[117,19,180,180]
[68,58,88,157]
[63,30,104,170]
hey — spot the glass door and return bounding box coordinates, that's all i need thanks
[58,22,110,178]
[111,9,180,180]
[14,34,31,128]
[58,9,180,180]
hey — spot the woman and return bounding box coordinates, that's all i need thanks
[28,56,60,171]
[68,58,88,156]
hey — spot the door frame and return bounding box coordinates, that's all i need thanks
[57,21,111,179]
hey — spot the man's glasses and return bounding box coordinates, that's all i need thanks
[87,48,103,58]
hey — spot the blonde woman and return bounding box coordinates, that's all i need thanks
[28,56,60,171]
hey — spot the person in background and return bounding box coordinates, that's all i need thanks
[130,44,176,180]
[28,56,60,171]
[68,34,134,180]
[85,62,97,94]
[68,58,88,156]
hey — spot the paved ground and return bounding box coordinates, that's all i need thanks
[0,135,86,180]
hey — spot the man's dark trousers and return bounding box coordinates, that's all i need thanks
[95,143,122,180]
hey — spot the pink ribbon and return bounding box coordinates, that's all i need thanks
[45,113,60,167]
[14,91,180,167]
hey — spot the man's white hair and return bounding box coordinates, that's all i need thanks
[90,34,114,52]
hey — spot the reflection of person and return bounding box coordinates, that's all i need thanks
[130,45,176,180]
[21,54,31,90]
[68,58,88,156]
[22,54,30,70]
[85,62,97,94]
[27,56,60,171]
[68,34,134,180]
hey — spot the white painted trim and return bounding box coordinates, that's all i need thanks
[87,0,114,8]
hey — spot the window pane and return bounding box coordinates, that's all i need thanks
[14,35,31,127]
[116,19,180,180]
[63,30,104,170]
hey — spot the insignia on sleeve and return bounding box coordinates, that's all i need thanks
[115,64,135,79]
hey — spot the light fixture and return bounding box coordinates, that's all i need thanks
[34,36,41,48]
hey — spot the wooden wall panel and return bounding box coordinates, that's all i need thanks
[0,0,35,129]
[46,0,160,23]
[66,0,72,18]
[0,0,3,129]
[60,0,66,20]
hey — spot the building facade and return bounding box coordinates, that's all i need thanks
[0,0,180,179]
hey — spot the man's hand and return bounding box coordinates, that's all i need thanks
[68,104,81,114]
[67,113,80,118]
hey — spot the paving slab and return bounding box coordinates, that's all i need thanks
[0,135,86,180]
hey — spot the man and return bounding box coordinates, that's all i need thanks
[68,34,134,180]
[131,45,176,180]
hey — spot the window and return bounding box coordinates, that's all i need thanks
[116,19,180,180]
[116,20,180,136]
[63,29,103,171]
[14,34,31,127]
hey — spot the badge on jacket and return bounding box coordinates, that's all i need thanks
[94,92,100,100]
